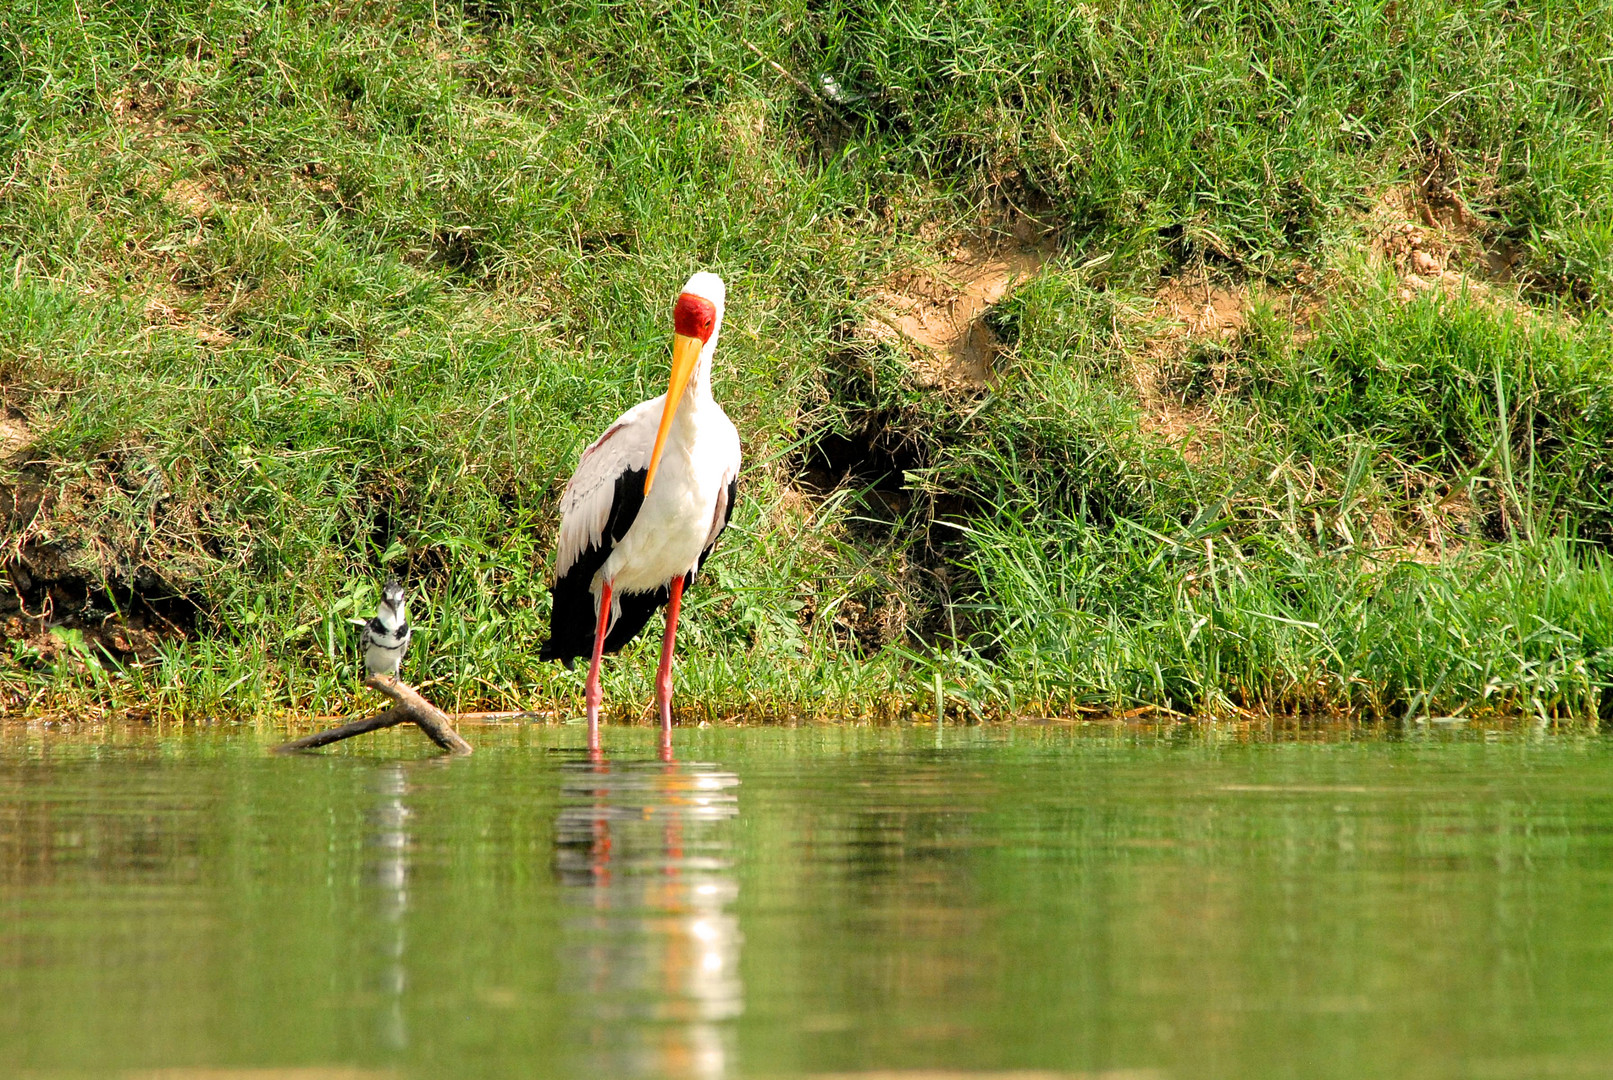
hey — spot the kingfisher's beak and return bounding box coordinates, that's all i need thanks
[644,332,703,495]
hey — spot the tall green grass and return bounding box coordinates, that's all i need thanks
[958,519,1613,723]
[0,0,1610,724]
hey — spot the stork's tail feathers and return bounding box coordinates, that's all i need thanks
[540,575,683,667]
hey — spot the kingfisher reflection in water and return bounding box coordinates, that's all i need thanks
[366,764,411,1053]
[555,754,742,1080]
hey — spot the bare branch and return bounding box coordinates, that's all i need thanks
[275,677,474,755]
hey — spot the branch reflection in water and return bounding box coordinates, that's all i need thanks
[555,752,742,1080]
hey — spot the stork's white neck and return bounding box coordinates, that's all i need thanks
[685,313,723,402]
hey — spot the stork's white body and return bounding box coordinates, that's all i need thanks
[543,272,740,760]
[556,390,739,603]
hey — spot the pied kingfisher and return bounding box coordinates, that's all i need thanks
[361,578,411,679]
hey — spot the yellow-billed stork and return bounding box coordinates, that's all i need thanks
[540,271,741,759]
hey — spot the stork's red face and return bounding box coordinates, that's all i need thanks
[645,291,720,496]
[673,292,717,342]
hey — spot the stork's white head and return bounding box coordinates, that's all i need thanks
[681,270,726,314]
[672,271,725,358]
[645,270,727,496]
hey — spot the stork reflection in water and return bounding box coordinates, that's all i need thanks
[555,752,742,1080]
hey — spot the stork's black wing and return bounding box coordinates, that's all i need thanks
[540,466,653,666]
[541,472,738,667]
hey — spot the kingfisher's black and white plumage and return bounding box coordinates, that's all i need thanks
[361,578,411,679]
[540,271,741,760]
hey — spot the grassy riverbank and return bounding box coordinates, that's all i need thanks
[2,0,1611,724]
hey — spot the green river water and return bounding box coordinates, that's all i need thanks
[3,722,1613,1079]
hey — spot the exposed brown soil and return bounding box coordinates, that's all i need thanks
[0,417,34,458]
[1365,182,1523,308]
[1133,279,1252,462]
[1129,265,1487,558]
[866,216,1057,387]
[109,81,193,135]
[1129,170,1532,470]
[161,174,226,218]
[1116,174,1529,558]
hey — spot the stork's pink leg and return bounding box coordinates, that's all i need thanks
[655,574,685,762]
[586,579,613,761]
